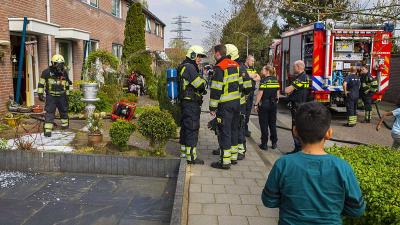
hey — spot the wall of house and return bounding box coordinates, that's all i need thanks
[0,0,165,113]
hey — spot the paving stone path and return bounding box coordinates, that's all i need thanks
[187,111,279,225]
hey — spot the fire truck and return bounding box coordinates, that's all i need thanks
[269,19,394,108]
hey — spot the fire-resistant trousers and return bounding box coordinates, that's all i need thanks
[179,100,201,162]
[44,94,69,134]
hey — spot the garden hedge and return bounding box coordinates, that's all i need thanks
[327,145,400,225]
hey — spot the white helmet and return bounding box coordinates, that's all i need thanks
[186,45,207,59]
[225,44,239,61]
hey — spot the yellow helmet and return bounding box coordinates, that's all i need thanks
[225,44,239,61]
[51,54,65,64]
[186,45,207,59]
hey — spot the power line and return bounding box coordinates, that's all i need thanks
[171,15,191,40]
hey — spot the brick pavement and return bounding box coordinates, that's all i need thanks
[186,111,279,225]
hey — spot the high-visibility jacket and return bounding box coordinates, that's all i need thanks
[178,60,206,102]
[259,76,280,103]
[246,67,257,91]
[239,62,252,105]
[209,57,241,111]
[38,68,70,96]
[288,72,310,103]
[360,72,378,95]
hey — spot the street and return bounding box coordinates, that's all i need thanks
[249,101,393,158]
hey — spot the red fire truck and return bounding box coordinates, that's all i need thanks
[269,19,394,108]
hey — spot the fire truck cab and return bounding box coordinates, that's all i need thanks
[269,19,394,108]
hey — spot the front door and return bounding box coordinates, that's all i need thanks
[56,40,73,82]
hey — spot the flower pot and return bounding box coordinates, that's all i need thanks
[32,105,43,113]
[81,83,99,100]
[4,117,20,128]
[88,133,103,146]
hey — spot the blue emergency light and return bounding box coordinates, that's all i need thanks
[314,22,325,31]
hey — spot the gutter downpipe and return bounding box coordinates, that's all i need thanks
[46,0,52,65]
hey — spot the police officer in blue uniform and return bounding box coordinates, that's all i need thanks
[254,65,280,150]
[285,60,310,154]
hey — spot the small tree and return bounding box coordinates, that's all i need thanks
[122,2,152,81]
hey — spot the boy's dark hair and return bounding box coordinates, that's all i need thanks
[214,44,227,56]
[295,102,331,144]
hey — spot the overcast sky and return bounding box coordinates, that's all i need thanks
[147,0,398,48]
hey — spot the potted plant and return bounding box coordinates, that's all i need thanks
[81,66,100,100]
[3,113,21,127]
[87,113,104,146]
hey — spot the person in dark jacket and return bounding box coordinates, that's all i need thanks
[343,66,361,127]
[254,65,280,150]
[38,54,71,137]
[359,65,378,123]
[284,60,310,154]
[210,44,241,170]
[178,45,207,164]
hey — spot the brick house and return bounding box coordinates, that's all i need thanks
[0,0,165,113]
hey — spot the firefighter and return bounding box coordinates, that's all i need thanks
[212,44,252,160]
[343,66,361,127]
[359,65,378,123]
[178,45,207,165]
[244,55,260,137]
[285,60,310,154]
[210,44,241,169]
[38,54,71,137]
[254,65,280,150]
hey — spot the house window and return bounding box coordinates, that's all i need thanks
[155,24,160,36]
[112,0,121,18]
[145,17,151,33]
[82,0,98,8]
[84,39,99,59]
[112,43,123,59]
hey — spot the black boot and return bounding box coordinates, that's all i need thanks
[259,143,268,150]
[211,161,230,170]
[188,158,204,165]
[212,149,220,155]
[231,160,238,165]
[245,130,251,137]
[271,143,277,149]
[238,153,245,160]
[44,132,52,137]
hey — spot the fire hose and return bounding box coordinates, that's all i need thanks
[202,110,368,146]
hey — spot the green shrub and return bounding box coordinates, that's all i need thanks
[68,90,85,113]
[147,76,158,99]
[137,108,177,151]
[121,93,139,103]
[157,70,181,125]
[327,145,400,225]
[109,119,135,150]
[95,84,124,112]
[0,138,8,150]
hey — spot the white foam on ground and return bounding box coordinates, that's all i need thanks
[7,131,76,152]
[0,171,28,188]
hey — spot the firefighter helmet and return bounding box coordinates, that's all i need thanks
[186,45,207,59]
[51,54,65,64]
[225,44,239,60]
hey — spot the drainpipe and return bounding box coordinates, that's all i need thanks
[46,0,52,65]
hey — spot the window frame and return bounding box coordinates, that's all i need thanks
[145,17,152,33]
[111,0,122,18]
[82,0,98,8]
[112,43,123,59]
